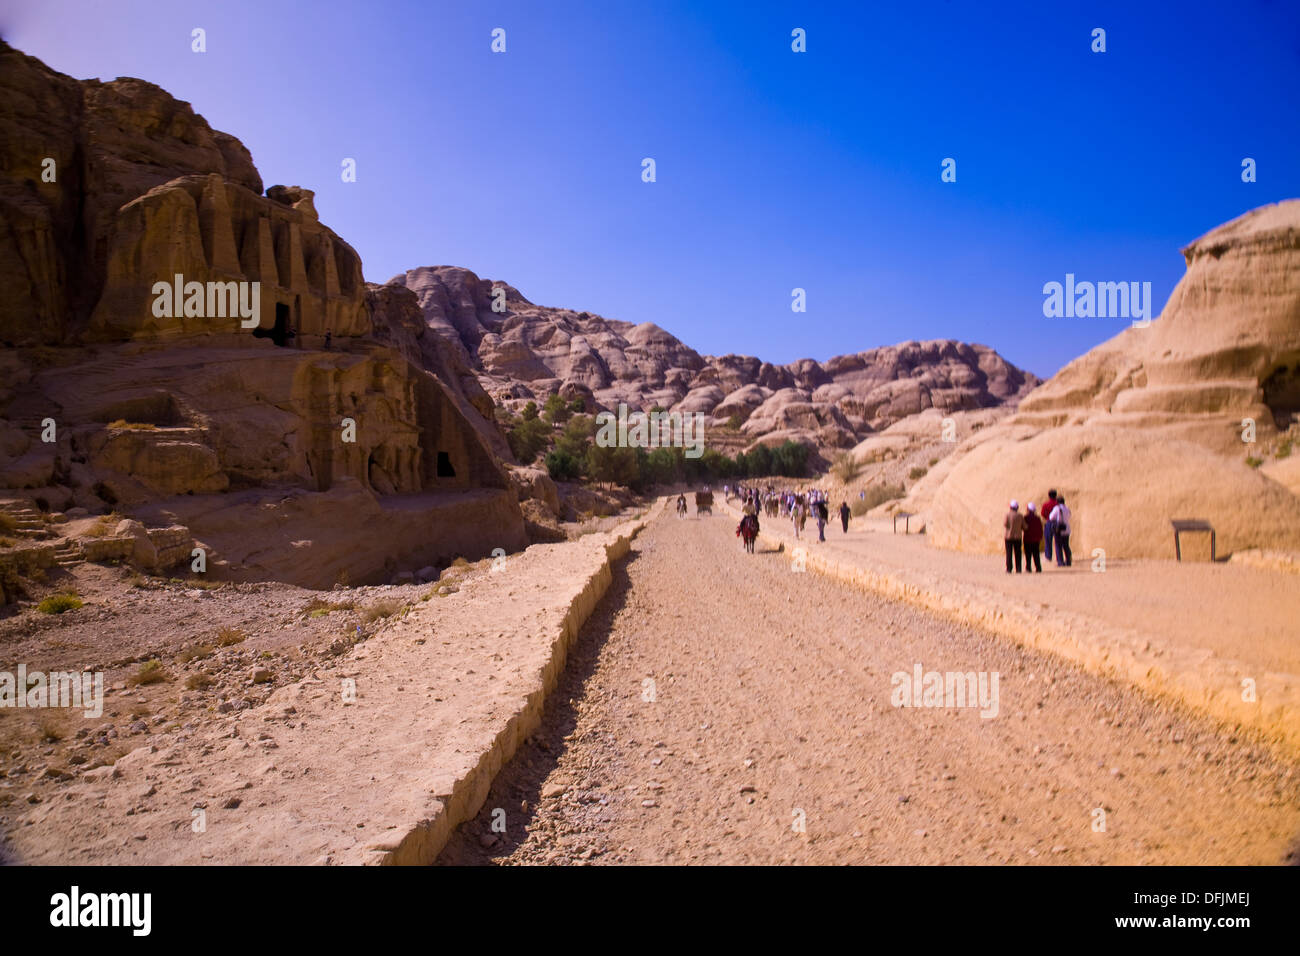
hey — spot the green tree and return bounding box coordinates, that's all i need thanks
[771,440,809,477]
[543,393,570,425]
[643,447,679,486]
[586,442,639,486]
[544,448,583,481]
[507,414,550,464]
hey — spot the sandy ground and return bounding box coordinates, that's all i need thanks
[438,508,1300,865]
[0,508,647,863]
[797,513,1300,678]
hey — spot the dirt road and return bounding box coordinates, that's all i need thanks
[438,509,1300,865]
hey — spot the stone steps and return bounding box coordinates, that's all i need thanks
[51,540,84,567]
[0,502,51,539]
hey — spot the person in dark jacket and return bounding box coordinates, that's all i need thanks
[839,501,851,533]
[1023,501,1043,573]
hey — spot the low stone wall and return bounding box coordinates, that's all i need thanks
[81,536,134,563]
[146,526,193,569]
[362,498,663,866]
[0,543,56,604]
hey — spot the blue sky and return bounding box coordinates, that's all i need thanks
[5,0,1299,377]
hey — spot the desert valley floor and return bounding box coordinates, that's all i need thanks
[6,499,1294,866]
[437,509,1300,865]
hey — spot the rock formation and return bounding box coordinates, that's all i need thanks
[916,201,1300,559]
[387,266,1039,452]
[0,41,526,586]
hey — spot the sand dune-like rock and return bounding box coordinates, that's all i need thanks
[924,201,1300,558]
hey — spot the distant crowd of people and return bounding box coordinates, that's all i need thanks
[1002,489,1072,573]
[726,483,854,545]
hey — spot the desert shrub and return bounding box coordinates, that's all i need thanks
[176,644,213,664]
[185,672,212,691]
[1246,456,1263,469]
[0,513,17,534]
[850,498,870,517]
[107,420,157,430]
[1278,438,1294,460]
[831,452,861,483]
[37,592,83,614]
[129,660,167,686]
[363,599,403,622]
[908,466,929,481]
[861,481,905,511]
[929,457,939,467]
[38,715,64,742]
[84,513,122,538]
[215,627,247,646]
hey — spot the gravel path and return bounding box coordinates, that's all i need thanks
[439,509,1300,865]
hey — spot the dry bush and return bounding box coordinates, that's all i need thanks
[215,627,247,647]
[176,644,213,664]
[37,592,83,614]
[860,482,905,512]
[107,420,157,430]
[84,513,122,539]
[185,672,212,691]
[363,599,404,622]
[128,660,167,686]
[830,451,861,483]
[37,715,64,742]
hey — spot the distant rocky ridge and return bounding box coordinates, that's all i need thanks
[386,265,1041,451]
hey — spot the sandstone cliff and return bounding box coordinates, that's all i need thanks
[0,42,526,585]
[916,200,1300,559]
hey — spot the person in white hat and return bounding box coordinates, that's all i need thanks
[1003,499,1025,573]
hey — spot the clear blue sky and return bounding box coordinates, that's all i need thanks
[5,0,1299,377]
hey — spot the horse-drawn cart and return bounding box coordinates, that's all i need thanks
[694,490,714,515]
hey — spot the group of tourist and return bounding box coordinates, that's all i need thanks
[1002,489,1073,573]
[725,483,854,544]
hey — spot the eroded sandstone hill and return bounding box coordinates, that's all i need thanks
[906,200,1300,559]
[386,265,1040,451]
[0,42,526,587]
